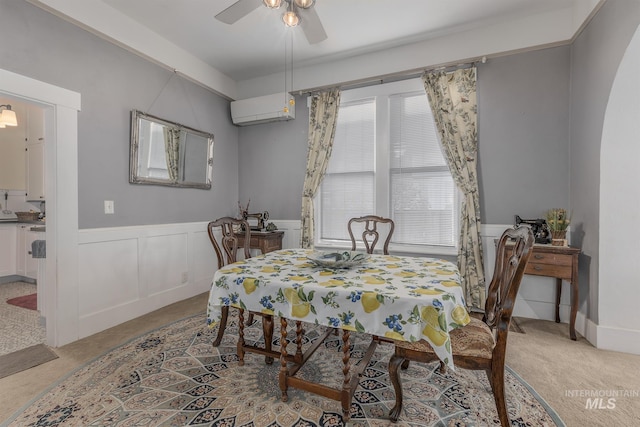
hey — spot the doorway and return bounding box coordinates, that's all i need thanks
[0,67,80,348]
[0,96,46,354]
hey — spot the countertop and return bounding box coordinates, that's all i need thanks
[0,220,46,232]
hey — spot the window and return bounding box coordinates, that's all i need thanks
[316,79,459,255]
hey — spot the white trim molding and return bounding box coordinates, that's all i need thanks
[77,222,215,338]
[76,219,301,340]
[1,67,81,348]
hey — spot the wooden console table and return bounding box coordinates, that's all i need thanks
[236,230,284,254]
[505,243,581,340]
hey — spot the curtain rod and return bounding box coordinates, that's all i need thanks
[299,55,487,96]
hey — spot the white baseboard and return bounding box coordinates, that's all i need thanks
[593,323,640,355]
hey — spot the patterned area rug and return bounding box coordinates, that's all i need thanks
[5,312,564,426]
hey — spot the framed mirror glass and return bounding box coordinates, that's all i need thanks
[129,110,214,189]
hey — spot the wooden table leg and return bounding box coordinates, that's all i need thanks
[263,314,274,364]
[341,329,352,421]
[279,316,289,402]
[555,278,562,323]
[570,277,578,341]
[237,308,245,366]
[295,321,304,363]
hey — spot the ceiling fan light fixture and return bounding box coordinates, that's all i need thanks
[263,0,282,9]
[282,9,300,27]
[293,0,314,9]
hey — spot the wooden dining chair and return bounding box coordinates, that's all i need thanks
[388,225,534,426]
[207,217,272,355]
[348,215,395,255]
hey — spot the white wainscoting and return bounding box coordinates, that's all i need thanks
[76,220,302,339]
[74,221,586,343]
[77,222,215,338]
[270,220,302,249]
[480,224,585,338]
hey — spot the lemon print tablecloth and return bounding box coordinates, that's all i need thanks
[207,248,470,369]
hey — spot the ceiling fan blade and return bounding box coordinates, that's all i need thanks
[215,0,262,24]
[300,7,327,44]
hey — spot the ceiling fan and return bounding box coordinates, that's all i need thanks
[215,0,328,44]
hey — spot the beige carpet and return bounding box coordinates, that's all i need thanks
[0,293,638,426]
[507,317,640,426]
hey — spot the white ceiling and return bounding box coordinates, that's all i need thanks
[101,0,577,80]
[31,0,601,99]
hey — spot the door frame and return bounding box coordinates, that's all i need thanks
[0,68,81,347]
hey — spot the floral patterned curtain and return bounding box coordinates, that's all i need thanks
[300,89,341,248]
[163,127,181,182]
[422,67,486,309]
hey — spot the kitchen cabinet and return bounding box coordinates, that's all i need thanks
[26,142,45,201]
[27,105,44,143]
[25,105,45,201]
[16,224,38,279]
[0,225,17,277]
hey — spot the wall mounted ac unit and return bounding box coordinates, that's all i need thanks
[230,92,295,126]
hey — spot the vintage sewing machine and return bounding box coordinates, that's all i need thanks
[515,215,551,244]
[242,211,270,231]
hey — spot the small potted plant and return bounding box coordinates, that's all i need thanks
[546,208,571,246]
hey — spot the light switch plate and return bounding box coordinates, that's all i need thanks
[104,200,114,214]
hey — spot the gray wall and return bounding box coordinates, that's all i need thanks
[0,0,239,229]
[238,47,573,225]
[477,47,571,224]
[569,0,640,323]
[238,97,310,220]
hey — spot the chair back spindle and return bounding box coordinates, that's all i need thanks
[348,215,395,255]
[208,217,251,269]
[484,225,534,336]
[207,217,269,352]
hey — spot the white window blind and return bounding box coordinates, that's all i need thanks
[390,93,456,247]
[317,79,459,253]
[320,99,375,241]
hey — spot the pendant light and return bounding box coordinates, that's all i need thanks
[293,0,314,8]
[282,0,300,27]
[0,105,18,128]
[263,0,281,8]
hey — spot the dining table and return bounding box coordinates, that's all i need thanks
[207,248,470,420]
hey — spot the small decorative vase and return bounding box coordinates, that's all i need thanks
[551,230,567,246]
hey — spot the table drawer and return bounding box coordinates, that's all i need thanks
[525,262,572,279]
[529,252,572,266]
[250,236,282,252]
